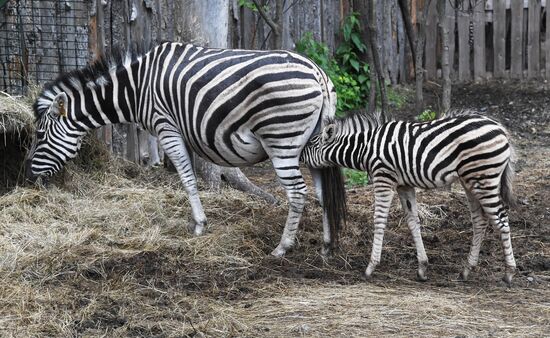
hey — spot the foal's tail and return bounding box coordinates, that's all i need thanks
[501,160,516,209]
[320,166,347,248]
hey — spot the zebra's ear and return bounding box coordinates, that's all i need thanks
[49,93,68,118]
[321,124,336,143]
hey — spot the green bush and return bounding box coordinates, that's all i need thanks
[417,109,437,122]
[296,12,370,116]
[343,168,369,187]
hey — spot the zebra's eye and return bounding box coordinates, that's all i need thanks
[36,130,46,139]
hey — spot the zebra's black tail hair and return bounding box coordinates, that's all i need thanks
[320,166,347,248]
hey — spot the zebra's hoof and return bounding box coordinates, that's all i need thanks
[271,245,287,258]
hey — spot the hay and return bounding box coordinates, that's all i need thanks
[0,93,35,192]
[0,94,548,336]
[0,92,34,136]
[0,155,548,337]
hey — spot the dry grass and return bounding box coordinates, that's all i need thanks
[0,92,34,135]
[0,153,548,337]
[0,93,548,336]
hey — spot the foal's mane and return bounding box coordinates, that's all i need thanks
[326,109,387,132]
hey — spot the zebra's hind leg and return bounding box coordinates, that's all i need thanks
[471,181,516,285]
[459,187,489,282]
[396,186,429,281]
[270,157,308,257]
[309,168,332,256]
[365,183,395,280]
[157,130,207,236]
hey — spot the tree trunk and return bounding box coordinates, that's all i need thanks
[415,0,432,113]
[438,0,451,115]
[367,0,388,117]
[354,0,377,114]
[397,0,417,70]
[172,0,277,205]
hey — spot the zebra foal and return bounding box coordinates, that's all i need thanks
[301,111,517,284]
[25,42,347,256]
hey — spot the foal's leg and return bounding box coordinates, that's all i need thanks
[396,186,429,281]
[157,129,207,235]
[459,185,489,281]
[309,168,332,255]
[365,183,395,279]
[270,157,308,257]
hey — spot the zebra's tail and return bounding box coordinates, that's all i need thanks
[501,159,516,209]
[320,166,347,249]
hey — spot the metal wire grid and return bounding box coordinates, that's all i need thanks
[0,0,90,95]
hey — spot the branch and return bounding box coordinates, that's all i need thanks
[252,0,280,36]
[397,0,416,69]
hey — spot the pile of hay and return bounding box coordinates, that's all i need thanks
[0,92,35,192]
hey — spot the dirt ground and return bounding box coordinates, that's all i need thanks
[0,82,548,337]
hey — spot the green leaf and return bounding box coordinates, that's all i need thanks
[350,59,360,72]
[351,33,366,52]
[358,74,368,83]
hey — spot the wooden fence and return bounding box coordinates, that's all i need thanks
[1,0,549,163]
[419,0,550,81]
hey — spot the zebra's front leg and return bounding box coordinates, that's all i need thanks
[365,184,395,280]
[310,168,332,256]
[397,186,429,281]
[157,130,207,235]
[271,158,308,257]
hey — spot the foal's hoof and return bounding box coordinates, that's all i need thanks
[502,268,515,287]
[321,243,332,257]
[416,270,428,282]
[459,268,470,282]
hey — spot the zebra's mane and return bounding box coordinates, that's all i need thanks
[33,47,143,120]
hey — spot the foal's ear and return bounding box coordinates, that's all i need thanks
[48,93,68,118]
[321,124,336,143]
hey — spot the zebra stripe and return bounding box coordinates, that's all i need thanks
[26,42,347,257]
[301,110,517,284]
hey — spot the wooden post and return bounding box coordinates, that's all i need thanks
[510,0,524,79]
[91,0,113,152]
[437,0,450,114]
[424,0,437,80]
[473,0,486,82]
[527,0,541,79]
[445,2,456,81]
[457,2,471,82]
[546,0,550,79]
[493,0,506,78]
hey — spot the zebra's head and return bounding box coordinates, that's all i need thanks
[25,91,86,181]
[300,123,340,168]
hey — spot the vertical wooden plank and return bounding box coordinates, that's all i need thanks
[493,0,506,77]
[510,0,524,78]
[446,3,456,80]
[424,0,437,79]
[473,0,486,81]
[396,1,406,82]
[457,2,471,81]
[527,0,541,79]
[546,0,550,79]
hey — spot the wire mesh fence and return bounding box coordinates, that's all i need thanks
[0,0,90,95]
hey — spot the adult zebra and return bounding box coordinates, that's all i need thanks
[25,42,347,257]
[301,110,517,284]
